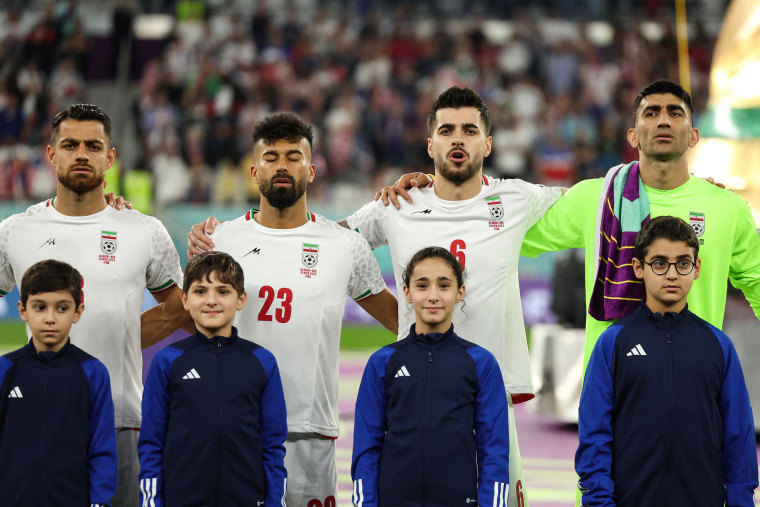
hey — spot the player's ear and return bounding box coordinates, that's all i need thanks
[688,127,700,148]
[427,138,434,159]
[250,165,258,183]
[308,163,316,183]
[627,128,639,149]
[484,136,492,157]
[632,257,644,279]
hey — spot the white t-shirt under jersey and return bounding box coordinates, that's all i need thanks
[212,210,387,436]
[0,199,183,427]
[347,176,561,398]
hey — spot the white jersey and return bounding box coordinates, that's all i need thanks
[212,210,386,436]
[347,175,561,397]
[0,199,183,428]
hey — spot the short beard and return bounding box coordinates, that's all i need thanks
[435,152,484,185]
[259,173,308,209]
[58,171,104,195]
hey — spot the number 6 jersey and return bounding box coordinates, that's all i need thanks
[347,176,561,400]
[211,210,387,436]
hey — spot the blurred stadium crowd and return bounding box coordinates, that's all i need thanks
[0,0,726,207]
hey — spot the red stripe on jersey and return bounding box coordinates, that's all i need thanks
[482,174,488,185]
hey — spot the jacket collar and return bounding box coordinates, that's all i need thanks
[194,326,240,348]
[26,338,71,363]
[409,323,456,345]
[639,302,689,325]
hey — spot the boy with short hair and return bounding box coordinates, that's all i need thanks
[0,259,117,506]
[138,251,288,506]
[575,216,758,506]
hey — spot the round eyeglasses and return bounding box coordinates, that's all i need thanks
[643,259,696,276]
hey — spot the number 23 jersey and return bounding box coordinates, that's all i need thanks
[211,210,386,436]
[347,176,561,399]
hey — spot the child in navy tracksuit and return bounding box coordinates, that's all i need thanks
[0,259,117,507]
[351,246,510,506]
[138,251,287,506]
[576,216,758,506]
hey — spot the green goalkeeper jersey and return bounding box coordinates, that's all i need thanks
[522,174,760,368]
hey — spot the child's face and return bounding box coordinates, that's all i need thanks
[632,238,700,314]
[181,271,246,338]
[403,257,465,335]
[18,291,84,352]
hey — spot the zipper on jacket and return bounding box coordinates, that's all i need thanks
[37,365,48,504]
[215,339,224,505]
[422,337,433,505]
[664,320,673,503]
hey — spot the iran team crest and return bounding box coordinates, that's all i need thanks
[101,231,117,253]
[689,212,705,237]
[302,243,319,268]
[99,230,117,264]
[486,196,505,231]
[486,196,504,219]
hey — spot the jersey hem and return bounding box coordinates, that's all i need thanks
[288,423,339,438]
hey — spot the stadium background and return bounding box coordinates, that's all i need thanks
[2,0,760,505]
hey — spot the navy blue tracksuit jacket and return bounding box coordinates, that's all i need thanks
[576,304,758,506]
[0,339,117,506]
[138,328,287,507]
[352,325,510,506]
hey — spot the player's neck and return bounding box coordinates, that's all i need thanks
[638,156,690,190]
[53,185,108,216]
[433,172,483,201]
[256,198,309,229]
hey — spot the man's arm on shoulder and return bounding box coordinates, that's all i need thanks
[141,286,194,348]
[356,289,398,334]
[521,178,600,257]
[575,326,618,506]
[187,216,221,259]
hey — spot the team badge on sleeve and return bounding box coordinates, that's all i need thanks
[300,243,319,278]
[99,230,118,264]
[689,212,705,237]
[486,196,505,231]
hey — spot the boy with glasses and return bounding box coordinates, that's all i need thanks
[575,215,757,506]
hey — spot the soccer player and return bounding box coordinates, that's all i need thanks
[520,80,760,367]
[576,216,757,506]
[183,112,397,506]
[189,88,562,507]
[0,104,189,507]
[0,260,117,506]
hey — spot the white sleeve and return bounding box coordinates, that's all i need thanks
[346,230,387,301]
[346,200,389,250]
[0,216,17,296]
[146,216,184,292]
[513,179,563,229]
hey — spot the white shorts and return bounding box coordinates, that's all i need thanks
[284,433,338,507]
[112,427,140,507]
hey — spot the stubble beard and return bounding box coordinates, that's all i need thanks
[259,173,309,209]
[58,167,105,195]
[435,152,484,186]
